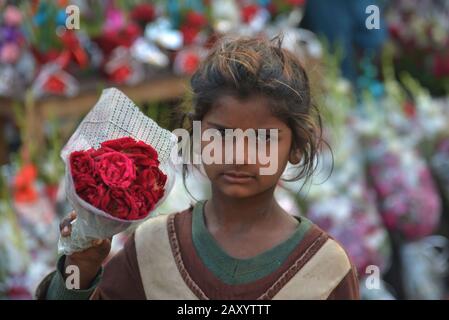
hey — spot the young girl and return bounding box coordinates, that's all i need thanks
[36,37,359,300]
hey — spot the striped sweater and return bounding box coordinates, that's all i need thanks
[36,203,359,300]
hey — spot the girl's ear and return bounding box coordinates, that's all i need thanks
[289,148,301,165]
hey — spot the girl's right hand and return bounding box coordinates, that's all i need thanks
[59,211,112,289]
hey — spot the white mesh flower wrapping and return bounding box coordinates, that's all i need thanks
[58,88,178,255]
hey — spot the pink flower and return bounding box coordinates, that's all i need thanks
[104,7,126,33]
[0,43,20,64]
[4,6,22,26]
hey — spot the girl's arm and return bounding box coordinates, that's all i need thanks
[89,233,146,299]
[36,233,145,300]
[36,255,103,300]
[36,211,146,300]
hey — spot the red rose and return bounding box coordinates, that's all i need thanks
[69,137,165,221]
[150,186,165,204]
[100,137,135,150]
[100,189,138,220]
[43,75,66,94]
[122,23,142,47]
[78,183,107,208]
[101,137,157,157]
[137,167,167,206]
[122,140,159,160]
[88,146,115,159]
[182,53,200,75]
[125,144,159,167]
[92,32,118,56]
[101,137,159,167]
[138,167,167,191]
[130,185,155,218]
[108,64,132,84]
[95,151,136,188]
[180,25,200,45]
[59,30,88,68]
[130,3,156,24]
[70,151,95,176]
[185,11,207,28]
[73,173,97,193]
[128,153,159,168]
[433,54,449,78]
[242,4,259,23]
[32,47,60,65]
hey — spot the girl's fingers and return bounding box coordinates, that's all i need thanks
[91,237,113,247]
[60,222,72,237]
[59,211,76,237]
[91,239,103,246]
[69,211,77,220]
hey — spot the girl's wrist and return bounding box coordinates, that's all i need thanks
[64,256,102,290]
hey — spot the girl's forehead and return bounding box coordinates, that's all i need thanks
[205,94,287,129]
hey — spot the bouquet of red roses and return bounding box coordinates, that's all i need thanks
[69,137,167,220]
[58,88,177,254]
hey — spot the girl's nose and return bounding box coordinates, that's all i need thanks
[224,133,258,165]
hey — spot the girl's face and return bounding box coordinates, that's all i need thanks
[200,94,296,198]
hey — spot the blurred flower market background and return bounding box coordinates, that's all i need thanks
[1,0,449,300]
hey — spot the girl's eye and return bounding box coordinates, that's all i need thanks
[257,131,271,143]
[258,137,271,144]
[213,128,272,143]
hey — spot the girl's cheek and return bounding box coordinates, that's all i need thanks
[203,164,226,184]
[257,139,290,175]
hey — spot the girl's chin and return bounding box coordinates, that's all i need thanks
[217,184,259,199]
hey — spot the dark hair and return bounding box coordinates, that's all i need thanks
[181,35,327,193]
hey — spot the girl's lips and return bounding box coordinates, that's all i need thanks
[221,171,255,184]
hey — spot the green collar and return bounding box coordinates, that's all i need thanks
[191,200,312,285]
